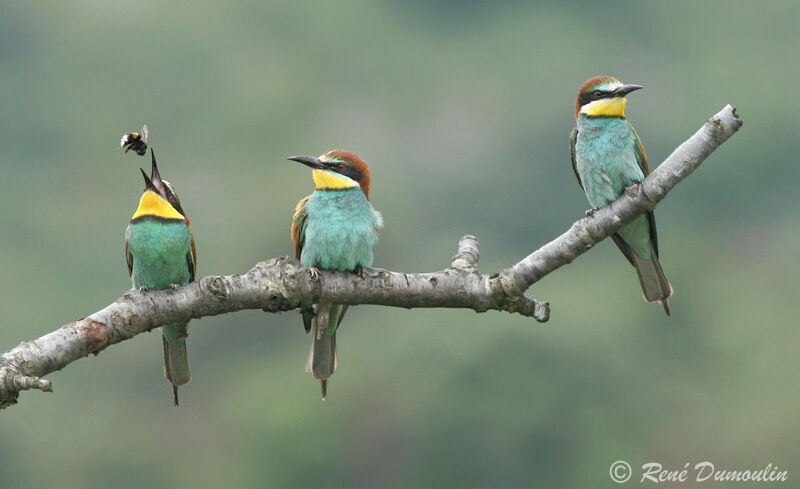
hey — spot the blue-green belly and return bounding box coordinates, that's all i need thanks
[575,116,652,259]
[126,218,192,345]
[126,218,192,289]
[301,188,380,271]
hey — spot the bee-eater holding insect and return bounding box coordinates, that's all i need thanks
[288,150,383,399]
[570,76,673,314]
[125,149,196,404]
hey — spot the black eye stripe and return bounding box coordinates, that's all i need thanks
[580,89,613,106]
[326,161,363,182]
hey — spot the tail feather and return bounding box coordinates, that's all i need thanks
[306,304,340,399]
[162,323,191,406]
[301,306,314,334]
[632,249,673,316]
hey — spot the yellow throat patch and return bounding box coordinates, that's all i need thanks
[580,97,627,117]
[131,190,184,220]
[312,169,358,190]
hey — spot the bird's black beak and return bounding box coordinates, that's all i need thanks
[149,148,167,195]
[288,155,326,170]
[140,167,158,192]
[614,84,644,97]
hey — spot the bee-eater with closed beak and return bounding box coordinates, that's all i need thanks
[288,150,383,399]
[570,76,673,314]
[125,149,197,404]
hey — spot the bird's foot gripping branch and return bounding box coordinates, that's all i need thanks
[0,105,741,410]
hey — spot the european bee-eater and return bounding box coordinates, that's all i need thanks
[570,76,673,314]
[288,150,383,399]
[125,149,196,404]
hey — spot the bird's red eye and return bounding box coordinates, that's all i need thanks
[337,164,345,171]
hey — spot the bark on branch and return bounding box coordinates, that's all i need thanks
[0,105,742,409]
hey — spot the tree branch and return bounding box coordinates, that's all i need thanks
[0,105,742,409]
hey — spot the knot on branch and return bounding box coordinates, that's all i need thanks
[201,275,231,299]
[0,365,53,410]
[0,367,19,409]
[75,319,109,356]
[498,294,550,322]
[571,218,603,251]
[490,274,550,322]
[257,258,312,312]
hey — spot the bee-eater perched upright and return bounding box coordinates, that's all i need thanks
[570,76,673,314]
[125,150,196,404]
[288,149,383,399]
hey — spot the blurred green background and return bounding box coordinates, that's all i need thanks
[1,1,797,487]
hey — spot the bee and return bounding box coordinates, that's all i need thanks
[120,124,149,156]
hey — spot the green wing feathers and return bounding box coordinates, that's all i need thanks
[291,195,310,259]
[187,232,197,282]
[632,128,650,175]
[569,127,583,189]
[632,129,660,256]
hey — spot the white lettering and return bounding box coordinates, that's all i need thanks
[695,461,714,482]
[635,461,788,483]
[641,463,662,483]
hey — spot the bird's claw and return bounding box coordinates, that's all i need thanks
[308,267,320,279]
[624,181,644,197]
[137,285,150,292]
[585,207,600,217]
[169,283,182,290]
[354,264,367,279]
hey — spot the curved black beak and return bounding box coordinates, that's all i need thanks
[288,155,326,169]
[149,148,166,195]
[614,84,643,97]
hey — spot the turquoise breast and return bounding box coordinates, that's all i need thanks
[301,188,381,271]
[575,116,644,208]
[575,115,652,259]
[126,218,193,289]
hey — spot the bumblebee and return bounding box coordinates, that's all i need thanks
[121,124,149,156]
